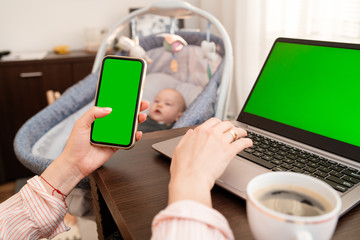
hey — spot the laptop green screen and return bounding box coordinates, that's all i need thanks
[243,42,360,147]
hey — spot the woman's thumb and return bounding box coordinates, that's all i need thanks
[81,106,112,127]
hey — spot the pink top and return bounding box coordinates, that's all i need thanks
[152,200,234,240]
[0,176,234,240]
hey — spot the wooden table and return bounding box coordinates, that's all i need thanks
[90,127,360,240]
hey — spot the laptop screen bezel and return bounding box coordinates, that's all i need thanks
[237,37,360,163]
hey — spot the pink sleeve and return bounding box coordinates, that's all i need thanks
[0,176,69,240]
[151,200,234,240]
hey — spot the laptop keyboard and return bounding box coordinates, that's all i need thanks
[238,131,360,193]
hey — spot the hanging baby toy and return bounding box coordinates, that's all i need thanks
[115,18,153,64]
[201,22,217,80]
[157,17,187,72]
[116,36,153,63]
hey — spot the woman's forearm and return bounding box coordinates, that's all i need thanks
[40,154,84,202]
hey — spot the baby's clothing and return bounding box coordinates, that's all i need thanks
[138,117,174,133]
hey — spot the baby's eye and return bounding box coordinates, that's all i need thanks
[165,102,173,106]
[154,99,160,103]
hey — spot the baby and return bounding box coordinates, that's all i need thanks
[138,88,186,132]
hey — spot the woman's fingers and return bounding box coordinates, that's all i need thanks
[197,118,222,129]
[231,137,253,154]
[201,119,248,144]
[138,113,147,124]
[135,131,143,141]
[215,121,234,133]
[223,127,248,143]
[140,100,150,112]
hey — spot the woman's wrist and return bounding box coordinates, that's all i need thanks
[168,175,213,208]
[41,154,84,198]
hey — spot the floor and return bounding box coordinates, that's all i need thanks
[0,179,97,240]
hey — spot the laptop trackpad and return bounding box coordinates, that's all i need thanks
[217,157,269,199]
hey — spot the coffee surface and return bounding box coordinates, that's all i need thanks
[255,186,332,217]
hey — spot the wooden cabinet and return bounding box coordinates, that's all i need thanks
[0,51,96,183]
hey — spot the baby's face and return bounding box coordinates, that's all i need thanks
[148,89,185,124]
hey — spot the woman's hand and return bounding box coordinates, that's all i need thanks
[168,118,253,207]
[41,101,149,197]
[61,102,148,179]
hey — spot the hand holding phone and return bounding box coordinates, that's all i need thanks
[90,56,147,149]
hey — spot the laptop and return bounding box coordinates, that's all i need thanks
[152,37,360,216]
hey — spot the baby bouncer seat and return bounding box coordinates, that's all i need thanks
[14,0,233,197]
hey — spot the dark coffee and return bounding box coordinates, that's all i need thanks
[255,186,333,217]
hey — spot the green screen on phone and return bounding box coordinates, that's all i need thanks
[91,56,145,148]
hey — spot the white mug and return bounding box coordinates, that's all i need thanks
[246,172,341,240]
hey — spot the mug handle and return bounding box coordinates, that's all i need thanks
[295,231,313,240]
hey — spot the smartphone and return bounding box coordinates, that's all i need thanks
[90,56,146,149]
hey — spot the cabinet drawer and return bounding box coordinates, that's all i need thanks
[1,63,46,128]
[0,62,72,183]
[0,51,95,183]
[0,63,72,126]
[73,61,94,82]
[41,62,74,93]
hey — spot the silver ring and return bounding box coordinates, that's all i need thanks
[227,129,238,142]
